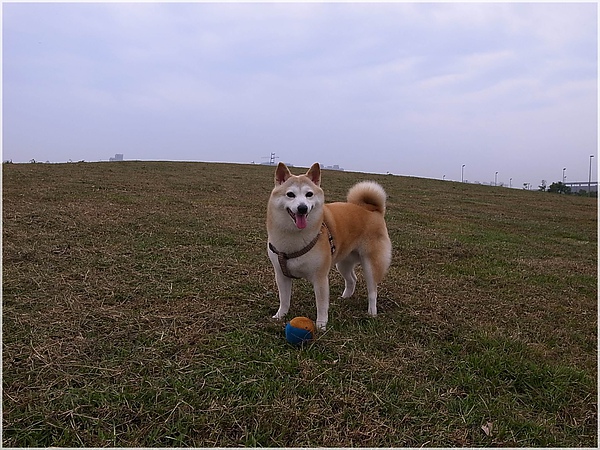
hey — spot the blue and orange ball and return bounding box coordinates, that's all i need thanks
[285,316,316,345]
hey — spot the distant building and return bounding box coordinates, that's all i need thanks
[322,164,344,171]
[109,153,124,162]
[564,181,598,194]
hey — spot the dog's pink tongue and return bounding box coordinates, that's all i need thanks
[296,214,307,229]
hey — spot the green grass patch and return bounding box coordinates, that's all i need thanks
[439,333,595,446]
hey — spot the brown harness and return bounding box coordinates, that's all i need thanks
[269,222,336,279]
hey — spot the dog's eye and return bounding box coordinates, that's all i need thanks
[286,192,296,198]
[306,192,313,198]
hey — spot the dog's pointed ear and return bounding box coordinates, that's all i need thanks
[306,162,321,186]
[275,162,291,185]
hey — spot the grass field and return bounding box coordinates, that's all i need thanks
[2,161,597,447]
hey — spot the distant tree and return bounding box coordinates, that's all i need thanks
[547,181,571,194]
[538,180,547,192]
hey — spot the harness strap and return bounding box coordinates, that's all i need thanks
[322,221,336,255]
[269,222,335,279]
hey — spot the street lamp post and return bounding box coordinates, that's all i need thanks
[562,167,566,184]
[461,164,465,183]
[495,171,498,186]
[509,178,512,188]
[589,155,594,194]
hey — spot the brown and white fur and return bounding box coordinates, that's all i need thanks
[266,162,392,330]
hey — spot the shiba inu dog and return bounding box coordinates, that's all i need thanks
[266,162,392,330]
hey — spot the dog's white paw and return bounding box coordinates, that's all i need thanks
[367,305,377,316]
[316,321,327,331]
[272,311,287,320]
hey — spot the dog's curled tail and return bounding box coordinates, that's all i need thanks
[347,181,387,215]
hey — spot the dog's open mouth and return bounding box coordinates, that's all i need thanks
[287,208,308,229]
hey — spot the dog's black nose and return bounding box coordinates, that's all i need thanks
[297,204,308,215]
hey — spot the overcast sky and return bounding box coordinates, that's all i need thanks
[3,1,598,187]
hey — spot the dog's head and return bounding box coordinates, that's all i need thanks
[268,162,324,230]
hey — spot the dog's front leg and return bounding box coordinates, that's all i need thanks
[272,270,292,320]
[313,276,330,330]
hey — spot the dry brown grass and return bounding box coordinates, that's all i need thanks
[2,161,597,446]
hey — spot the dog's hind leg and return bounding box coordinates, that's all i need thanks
[361,260,378,317]
[336,254,359,299]
[361,242,391,317]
